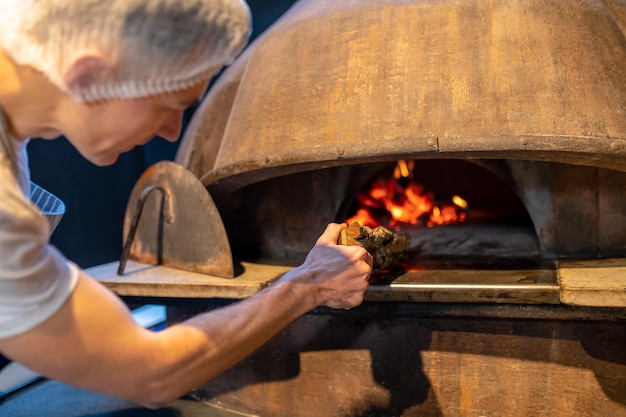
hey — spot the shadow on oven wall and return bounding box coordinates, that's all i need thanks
[179,301,626,417]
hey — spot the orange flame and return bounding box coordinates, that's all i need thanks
[345,161,468,229]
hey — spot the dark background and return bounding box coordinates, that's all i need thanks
[28,0,298,268]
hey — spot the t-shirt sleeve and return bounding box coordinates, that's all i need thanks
[0,160,79,339]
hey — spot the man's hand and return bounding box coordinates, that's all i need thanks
[285,223,373,310]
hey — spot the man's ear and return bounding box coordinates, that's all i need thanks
[62,53,112,97]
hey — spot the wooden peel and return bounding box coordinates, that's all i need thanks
[339,222,411,272]
[120,161,234,278]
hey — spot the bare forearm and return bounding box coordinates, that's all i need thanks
[0,270,319,407]
[152,278,317,402]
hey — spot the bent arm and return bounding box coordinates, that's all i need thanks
[1,270,316,407]
[0,223,371,408]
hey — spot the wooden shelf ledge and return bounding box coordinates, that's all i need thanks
[88,260,561,304]
[558,259,626,307]
[89,259,626,307]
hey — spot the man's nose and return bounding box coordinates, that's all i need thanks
[156,111,184,142]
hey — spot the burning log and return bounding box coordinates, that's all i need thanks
[339,221,411,273]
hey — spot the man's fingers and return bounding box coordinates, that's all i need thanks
[326,293,365,310]
[363,251,374,268]
[315,223,347,246]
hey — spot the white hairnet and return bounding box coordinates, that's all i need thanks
[0,0,251,101]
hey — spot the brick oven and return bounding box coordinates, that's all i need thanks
[90,0,626,415]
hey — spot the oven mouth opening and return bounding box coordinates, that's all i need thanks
[201,156,626,305]
[217,158,560,302]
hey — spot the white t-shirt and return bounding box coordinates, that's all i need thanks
[0,139,79,339]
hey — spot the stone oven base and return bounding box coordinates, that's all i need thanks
[186,303,626,417]
[89,261,626,416]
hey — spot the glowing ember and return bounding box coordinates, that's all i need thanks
[345,161,468,229]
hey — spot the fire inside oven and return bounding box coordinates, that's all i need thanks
[339,159,538,266]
